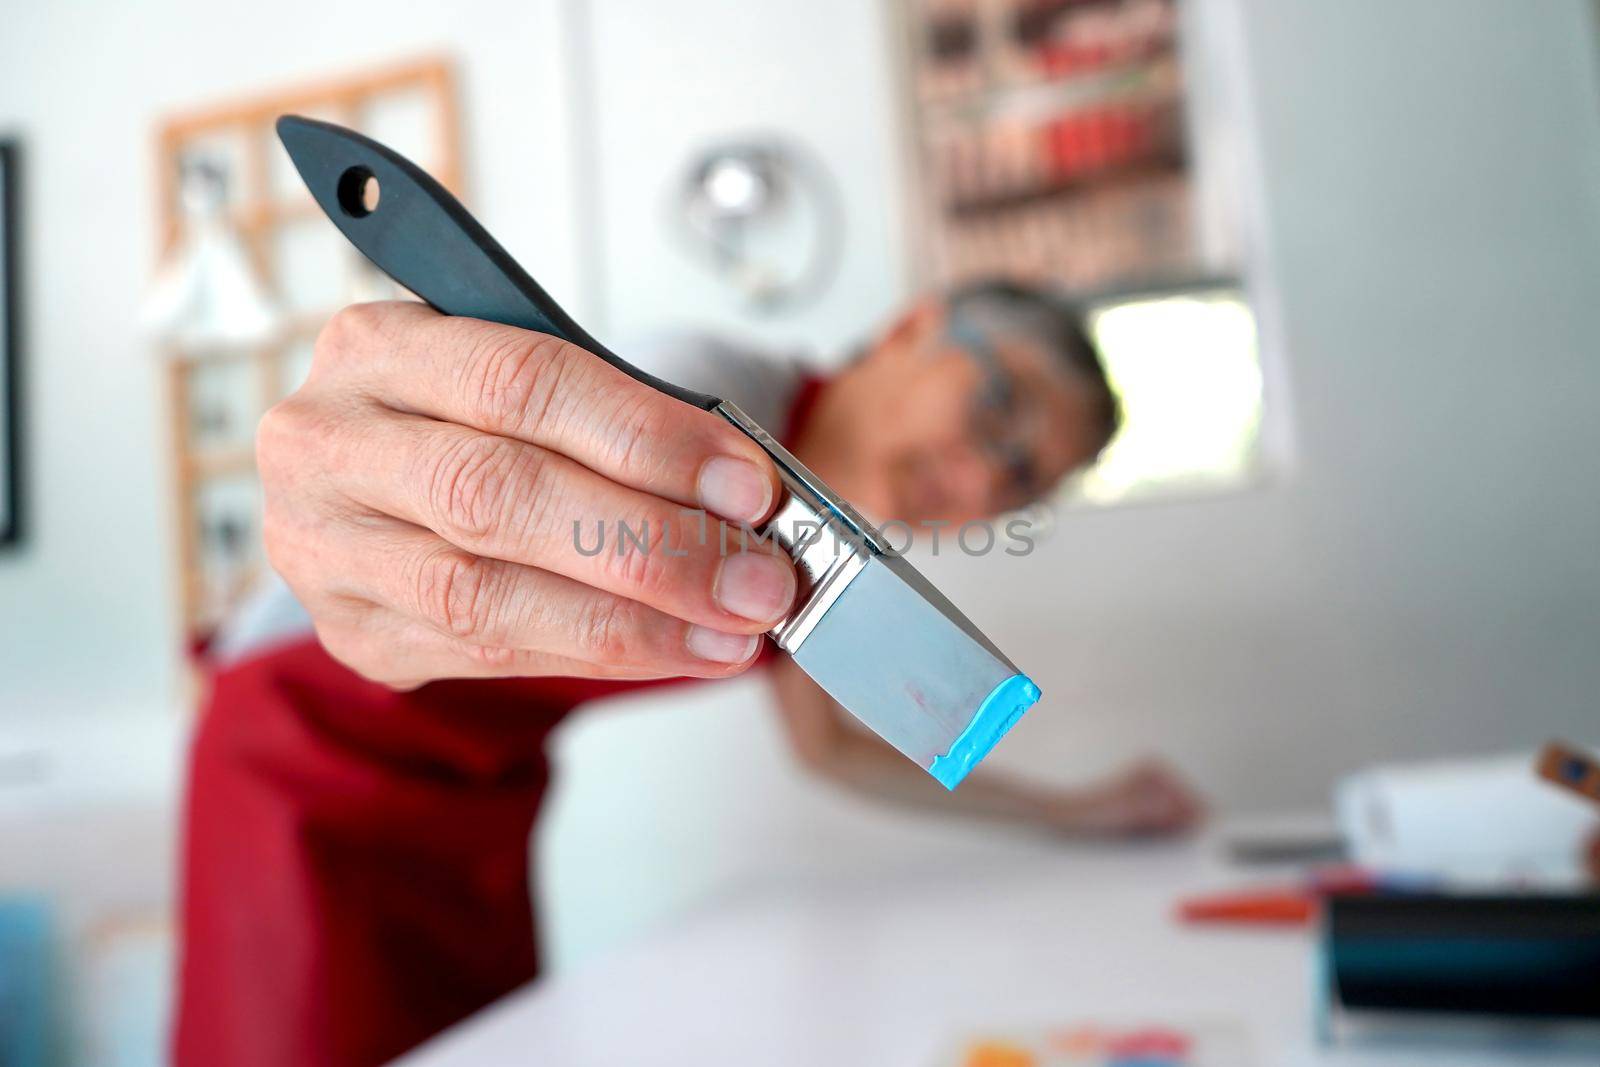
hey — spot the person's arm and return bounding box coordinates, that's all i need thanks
[768,655,1203,836]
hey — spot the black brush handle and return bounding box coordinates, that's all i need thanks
[275,115,720,412]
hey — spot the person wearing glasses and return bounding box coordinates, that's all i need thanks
[178,279,1204,1067]
[755,280,1198,829]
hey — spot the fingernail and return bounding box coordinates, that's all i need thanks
[713,551,795,624]
[698,456,772,525]
[686,625,759,664]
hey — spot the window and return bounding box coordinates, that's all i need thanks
[1069,282,1264,505]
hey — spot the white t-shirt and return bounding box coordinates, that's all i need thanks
[212,333,809,665]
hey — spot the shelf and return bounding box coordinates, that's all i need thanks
[184,446,256,481]
[944,152,1185,219]
[160,309,339,366]
[229,196,323,233]
[926,56,1177,126]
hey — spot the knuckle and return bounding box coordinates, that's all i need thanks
[460,330,573,434]
[602,388,674,481]
[257,394,353,491]
[256,399,353,564]
[414,547,495,640]
[425,435,531,542]
[313,621,381,681]
[258,494,327,592]
[313,303,387,369]
[576,597,638,666]
[259,510,293,574]
[600,512,676,600]
[254,399,304,484]
[263,513,347,602]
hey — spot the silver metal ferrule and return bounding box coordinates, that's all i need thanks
[714,401,885,653]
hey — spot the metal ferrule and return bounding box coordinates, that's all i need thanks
[714,401,885,653]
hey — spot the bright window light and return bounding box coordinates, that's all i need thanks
[1070,287,1264,505]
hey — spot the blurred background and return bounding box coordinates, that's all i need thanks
[2,0,1599,1063]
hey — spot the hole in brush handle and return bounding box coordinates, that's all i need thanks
[336,166,380,218]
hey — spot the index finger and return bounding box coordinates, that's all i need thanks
[319,302,784,526]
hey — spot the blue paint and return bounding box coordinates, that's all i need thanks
[928,674,1041,790]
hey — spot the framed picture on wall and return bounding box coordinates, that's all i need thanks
[1,139,18,546]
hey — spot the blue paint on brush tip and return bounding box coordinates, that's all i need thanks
[928,674,1041,790]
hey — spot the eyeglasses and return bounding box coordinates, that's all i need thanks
[945,313,1042,506]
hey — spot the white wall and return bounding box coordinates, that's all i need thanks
[539,0,1600,969]
[580,0,912,355]
[0,0,586,718]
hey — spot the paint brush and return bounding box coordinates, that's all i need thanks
[275,116,1040,789]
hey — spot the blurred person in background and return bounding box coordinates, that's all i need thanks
[177,279,1204,1067]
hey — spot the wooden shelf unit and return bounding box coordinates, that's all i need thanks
[154,56,463,645]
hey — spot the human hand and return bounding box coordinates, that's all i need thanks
[258,302,797,688]
[1041,757,1206,838]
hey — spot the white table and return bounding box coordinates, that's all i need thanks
[399,839,1596,1066]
